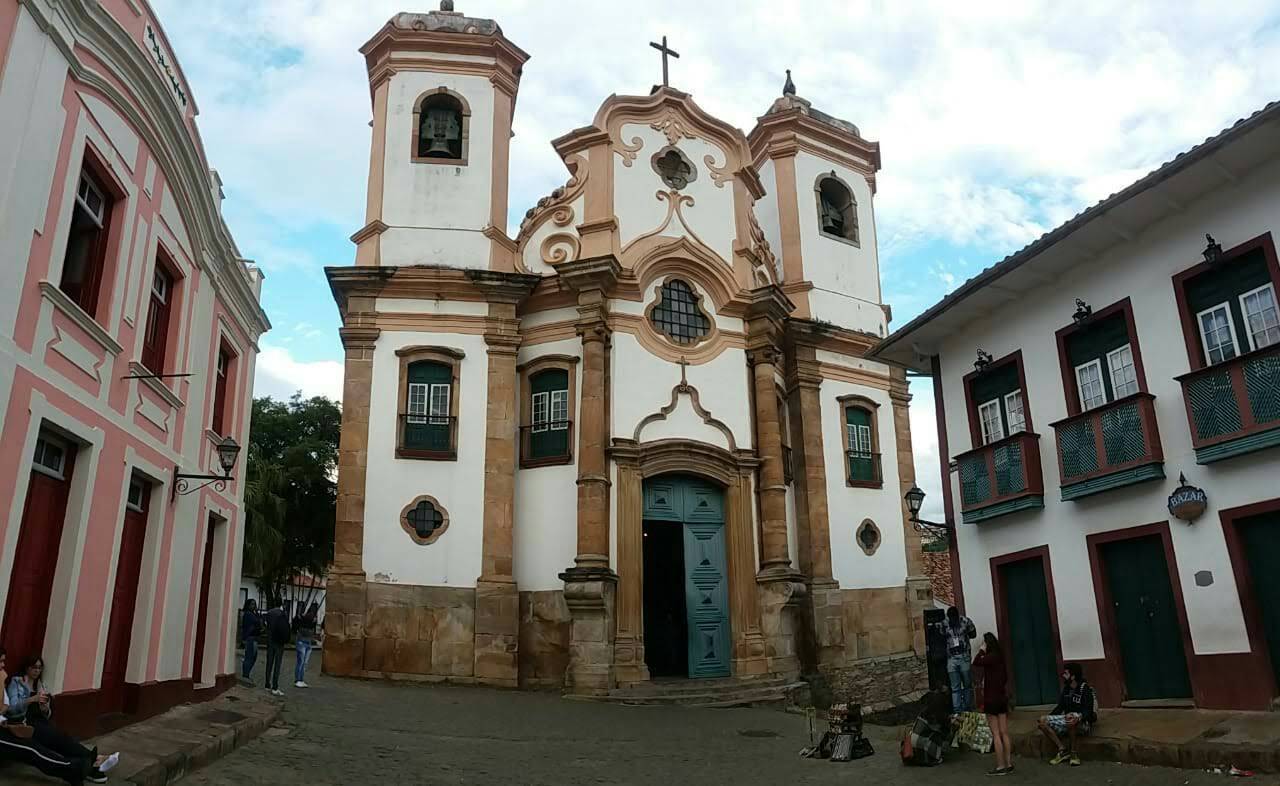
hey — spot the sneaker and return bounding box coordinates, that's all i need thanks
[86,771,107,784]
[1049,749,1070,765]
[98,753,120,773]
[294,680,306,688]
[986,767,1007,776]
[1069,753,1082,766]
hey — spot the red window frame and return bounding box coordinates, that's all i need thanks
[58,153,119,319]
[961,350,1033,448]
[211,342,234,436]
[1053,297,1149,417]
[1171,233,1280,371]
[141,255,176,374]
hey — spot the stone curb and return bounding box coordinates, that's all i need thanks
[122,700,282,786]
[1013,727,1280,774]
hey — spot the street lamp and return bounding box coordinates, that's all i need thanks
[904,484,950,539]
[174,436,242,500]
[1203,234,1224,265]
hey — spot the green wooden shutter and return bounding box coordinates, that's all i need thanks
[529,369,569,459]
[971,363,1021,435]
[845,407,875,482]
[405,361,452,452]
[1066,312,1132,402]
[1185,250,1271,361]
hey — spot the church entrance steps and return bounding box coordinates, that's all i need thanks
[566,676,808,708]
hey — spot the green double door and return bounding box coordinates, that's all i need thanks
[1100,535,1192,700]
[643,475,731,679]
[1238,513,1280,689]
[1000,557,1060,706]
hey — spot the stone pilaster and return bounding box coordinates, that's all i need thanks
[557,256,621,693]
[468,270,540,687]
[758,575,805,678]
[726,461,769,678]
[890,370,932,656]
[610,445,649,685]
[324,319,379,677]
[745,287,795,576]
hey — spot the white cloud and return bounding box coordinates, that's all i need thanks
[253,344,344,402]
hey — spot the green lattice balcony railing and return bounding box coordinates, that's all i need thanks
[1051,393,1164,498]
[954,431,1044,522]
[1176,344,1280,464]
[397,414,458,460]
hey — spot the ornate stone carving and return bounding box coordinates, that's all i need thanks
[650,111,696,146]
[516,154,587,246]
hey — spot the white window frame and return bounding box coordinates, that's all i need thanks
[32,435,68,480]
[1075,358,1107,412]
[845,421,872,457]
[151,268,169,304]
[1003,390,1026,435]
[75,171,106,228]
[1106,343,1139,400]
[407,382,429,424]
[531,391,550,433]
[1238,282,1280,352]
[428,383,450,425]
[1196,301,1240,366]
[126,478,146,512]
[549,389,569,431]
[978,399,1004,445]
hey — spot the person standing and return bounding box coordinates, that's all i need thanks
[293,602,319,689]
[974,633,1012,775]
[1037,663,1097,766]
[263,601,291,696]
[944,606,977,713]
[240,599,262,683]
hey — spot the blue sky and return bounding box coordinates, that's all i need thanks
[152,0,1280,520]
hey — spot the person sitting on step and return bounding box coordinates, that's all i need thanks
[0,646,97,784]
[5,654,120,782]
[1036,662,1098,766]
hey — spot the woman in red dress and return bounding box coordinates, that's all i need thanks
[974,632,1012,775]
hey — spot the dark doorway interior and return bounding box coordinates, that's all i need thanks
[643,519,687,678]
[1239,512,1280,690]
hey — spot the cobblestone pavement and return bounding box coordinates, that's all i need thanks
[179,658,1277,785]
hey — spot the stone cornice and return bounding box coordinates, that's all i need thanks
[785,317,879,358]
[556,254,622,294]
[25,0,270,339]
[464,269,541,303]
[350,219,389,245]
[747,106,882,174]
[339,326,381,351]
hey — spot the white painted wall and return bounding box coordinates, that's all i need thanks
[514,338,581,591]
[821,380,909,589]
[615,123,737,265]
[363,330,488,587]
[753,159,784,283]
[793,151,885,336]
[380,69,495,268]
[940,156,1280,661]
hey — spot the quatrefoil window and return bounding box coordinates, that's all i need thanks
[856,519,882,556]
[648,279,711,346]
[401,495,449,545]
[651,146,697,190]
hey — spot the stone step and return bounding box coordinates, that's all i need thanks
[568,679,807,708]
[614,676,789,698]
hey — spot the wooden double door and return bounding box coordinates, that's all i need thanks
[1099,535,1192,701]
[1237,511,1280,691]
[641,475,731,679]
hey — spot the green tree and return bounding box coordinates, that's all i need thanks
[243,394,340,608]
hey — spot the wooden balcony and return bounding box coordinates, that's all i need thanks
[1051,393,1165,500]
[954,432,1044,524]
[396,415,457,460]
[1176,344,1280,464]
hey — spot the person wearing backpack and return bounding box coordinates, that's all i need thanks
[262,602,291,696]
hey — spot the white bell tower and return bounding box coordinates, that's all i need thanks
[352,3,529,270]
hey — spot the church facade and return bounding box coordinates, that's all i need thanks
[324,4,932,700]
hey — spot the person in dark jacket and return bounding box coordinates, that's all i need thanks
[262,602,291,696]
[1037,662,1098,766]
[292,602,319,689]
[240,599,262,682]
[973,633,1012,775]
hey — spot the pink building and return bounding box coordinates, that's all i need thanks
[0,0,269,734]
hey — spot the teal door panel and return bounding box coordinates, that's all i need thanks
[683,519,731,678]
[1239,513,1280,690]
[683,482,724,522]
[644,481,680,521]
[1002,557,1060,706]
[1101,536,1192,700]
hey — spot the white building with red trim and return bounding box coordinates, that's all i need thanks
[874,101,1280,711]
[0,0,269,735]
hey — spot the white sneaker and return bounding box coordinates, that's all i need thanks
[295,681,308,688]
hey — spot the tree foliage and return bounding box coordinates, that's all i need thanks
[243,394,340,607]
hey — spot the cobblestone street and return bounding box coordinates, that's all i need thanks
[177,658,1276,785]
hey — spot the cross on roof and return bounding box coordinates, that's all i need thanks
[649,35,679,88]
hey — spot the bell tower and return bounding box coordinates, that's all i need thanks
[352,3,529,270]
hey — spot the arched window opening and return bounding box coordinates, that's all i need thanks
[528,368,571,461]
[817,176,859,245]
[403,360,454,455]
[649,279,711,346]
[417,94,464,160]
[841,399,882,487]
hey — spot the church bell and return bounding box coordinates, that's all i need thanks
[422,106,461,157]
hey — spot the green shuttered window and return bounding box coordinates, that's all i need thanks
[529,368,570,459]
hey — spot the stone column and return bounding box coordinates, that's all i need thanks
[891,372,933,657]
[748,348,792,574]
[725,461,770,678]
[468,271,539,687]
[785,337,846,671]
[557,256,621,695]
[610,442,648,685]
[324,317,379,677]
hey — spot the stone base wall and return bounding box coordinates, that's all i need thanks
[839,586,914,659]
[825,652,930,711]
[518,590,571,690]
[363,582,476,677]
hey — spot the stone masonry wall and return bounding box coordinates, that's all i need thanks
[839,586,913,659]
[518,590,571,690]
[362,582,475,678]
[826,652,930,711]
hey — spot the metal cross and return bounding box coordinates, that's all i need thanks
[649,35,679,88]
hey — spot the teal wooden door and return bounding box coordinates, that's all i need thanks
[1239,513,1280,689]
[1001,557,1059,706]
[1101,536,1192,700]
[642,475,731,679]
